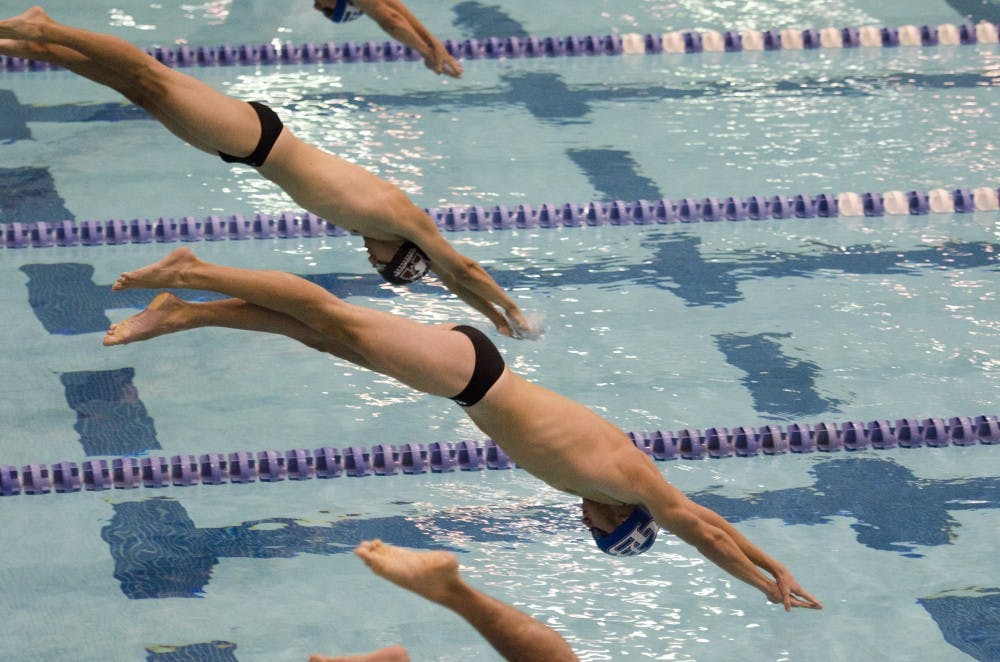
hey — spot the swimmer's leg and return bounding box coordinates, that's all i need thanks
[353,540,579,662]
[112,247,355,329]
[103,292,371,367]
[0,7,268,157]
[111,248,477,398]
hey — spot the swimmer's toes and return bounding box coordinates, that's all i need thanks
[102,321,134,346]
[111,274,134,291]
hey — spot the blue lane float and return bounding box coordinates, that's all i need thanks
[2,186,998,250]
[1,414,996,496]
[1,22,997,72]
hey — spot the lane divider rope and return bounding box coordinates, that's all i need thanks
[1,414,996,496]
[1,21,997,72]
[3,186,998,250]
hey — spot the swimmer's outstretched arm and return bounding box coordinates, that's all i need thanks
[395,210,532,338]
[351,0,462,77]
[683,499,822,611]
[632,471,822,611]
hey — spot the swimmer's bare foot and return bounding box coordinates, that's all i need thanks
[354,540,462,606]
[113,246,200,291]
[307,645,410,662]
[103,292,189,346]
[0,7,52,42]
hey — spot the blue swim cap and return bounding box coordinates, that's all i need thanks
[591,506,659,556]
[324,0,364,23]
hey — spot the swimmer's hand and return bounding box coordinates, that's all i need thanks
[509,312,545,341]
[425,43,463,78]
[765,566,823,611]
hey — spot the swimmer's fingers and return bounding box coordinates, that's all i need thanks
[490,312,515,337]
[764,573,820,611]
[442,57,463,78]
[509,313,545,341]
[769,568,795,611]
[764,582,795,612]
[506,318,526,340]
[763,583,788,611]
[790,586,823,610]
[424,47,448,73]
[775,571,823,611]
[428,56,462,78]
[424,44,462,77]
[788,595,822,609]
[511,324,543,341]
[422,54,442,73]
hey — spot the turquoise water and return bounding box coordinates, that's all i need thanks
[0,1,998,661]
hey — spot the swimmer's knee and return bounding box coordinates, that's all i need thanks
[289,303,364,355]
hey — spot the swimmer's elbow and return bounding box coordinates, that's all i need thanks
[676,514,728,555]
[446,256,488,283]
[376,183,411,210]
[698,525,729,551]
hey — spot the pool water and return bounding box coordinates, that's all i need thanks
[0,1,998,661]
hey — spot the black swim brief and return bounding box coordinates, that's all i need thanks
[218,101,284,168]
[449,325,505,407]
